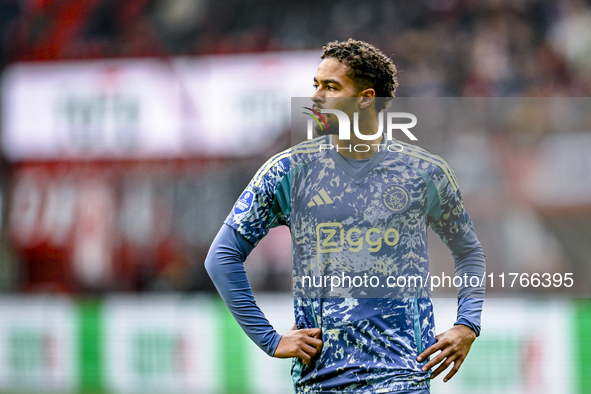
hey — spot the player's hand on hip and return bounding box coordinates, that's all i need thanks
[273,323,323,365]
[416,324,476,382]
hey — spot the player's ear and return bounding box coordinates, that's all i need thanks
[358,88,376,109]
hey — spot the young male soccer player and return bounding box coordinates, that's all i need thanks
[205,39,485,393]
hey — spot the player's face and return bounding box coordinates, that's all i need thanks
[311,58,359,135]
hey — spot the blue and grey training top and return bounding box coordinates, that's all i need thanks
[206,135,485,394]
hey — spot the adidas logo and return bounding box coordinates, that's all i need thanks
[307,188,334,207]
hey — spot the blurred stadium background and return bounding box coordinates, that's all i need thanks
[0,0,590,393]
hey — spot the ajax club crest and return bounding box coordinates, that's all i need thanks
[382,185,410,213]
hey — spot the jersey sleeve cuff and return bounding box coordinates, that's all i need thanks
[267,332,283,357]
[222,219,259,246]
[454,318,481,337]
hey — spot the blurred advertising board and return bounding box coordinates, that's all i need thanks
[0,297,77,393]
[1,51,320,160]
[1,59,184,161]
[172,51,321,156]
[0,296,588,394]
[102,295,220,393]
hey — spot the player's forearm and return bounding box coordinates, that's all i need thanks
[447,227,486,336]
[205,224,282,356]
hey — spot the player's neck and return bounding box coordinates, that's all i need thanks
[332,116,383,159]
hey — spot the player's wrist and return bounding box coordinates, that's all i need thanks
[453,323,477,339]
[270,333,284,357]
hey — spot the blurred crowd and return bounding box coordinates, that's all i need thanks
[1,0,591,96]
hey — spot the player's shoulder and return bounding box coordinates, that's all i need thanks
[250,148,292,191]
[389,139,459,190]
[291,135,330,164]
[249,136,328,191]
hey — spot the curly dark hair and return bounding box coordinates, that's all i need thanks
[321,39,398,112]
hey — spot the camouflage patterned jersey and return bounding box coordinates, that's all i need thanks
[224,135,483,393]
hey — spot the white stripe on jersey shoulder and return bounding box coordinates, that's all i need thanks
[296,135,327,146]
[292,138,327,154]
[393,140,459,191]
[253,149,291,187]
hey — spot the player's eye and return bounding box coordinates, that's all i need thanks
[327,85,336,91]
[313,84,319,90]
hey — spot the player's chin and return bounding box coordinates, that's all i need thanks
[314,128,333,137]
[314,124,337,136]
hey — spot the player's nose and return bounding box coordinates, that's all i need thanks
[311,88,325,103]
